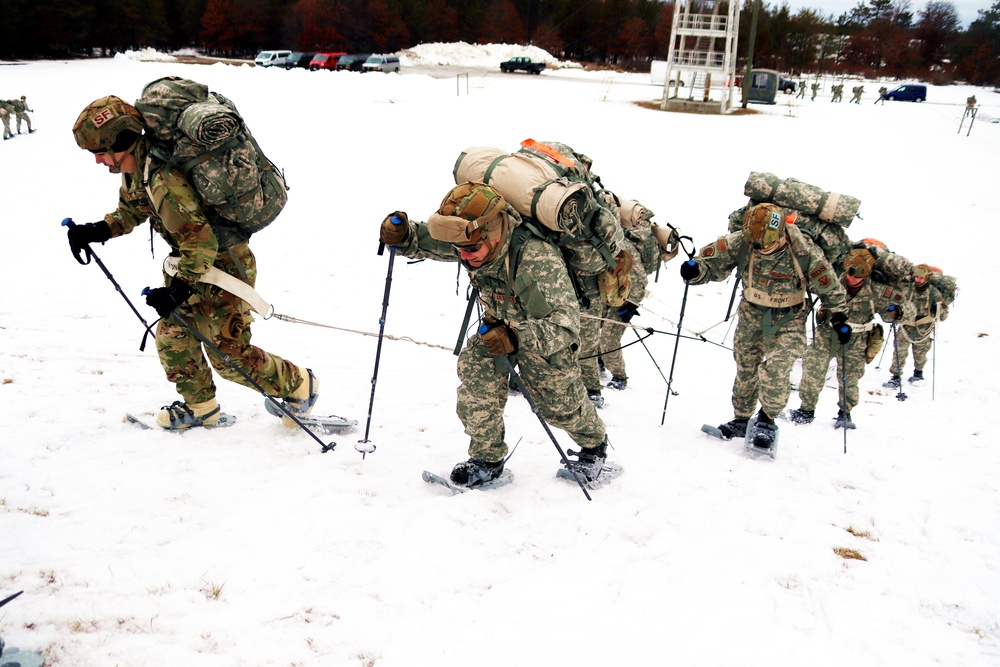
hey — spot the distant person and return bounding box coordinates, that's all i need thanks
[884,264,957,388]
[850,85,864,104]
[0,102,12,140]
[11,95,33,133]
[876,86,888,105]
[810,82,819,101]
[831,84,844,103]
[796,80,806,99]
[966,95,977,114]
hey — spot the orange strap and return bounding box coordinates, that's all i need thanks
[520,138,575,168]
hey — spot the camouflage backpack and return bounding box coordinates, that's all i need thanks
[453,139,628,305]
[134,77,288,244]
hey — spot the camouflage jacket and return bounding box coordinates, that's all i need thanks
[820,276,914,333]
[908,283,951,331]
[621,236,649,305]
[394,211,582,358]
[688,224,848,316]
[103,137,224,283]
[11,99,26,113]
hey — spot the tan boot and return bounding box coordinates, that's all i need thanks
[156,398,235,430]
[265,367,320,428]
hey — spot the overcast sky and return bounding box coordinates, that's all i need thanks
[792,0,987,27]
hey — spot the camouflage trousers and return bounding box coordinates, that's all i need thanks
[576,296,606,392]
[598,304,629,380]
[731,301,808,419]
[890,324,933,376]
[15,111,30,132]
[457,335,606,464]
[797,325,867,413]
[0,111,11,138]
[155,245,304,405]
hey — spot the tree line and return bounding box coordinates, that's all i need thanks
[2,0,998,85]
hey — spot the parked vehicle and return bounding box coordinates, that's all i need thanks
[500,56,545,74]
[881,84,927,103]
[254,50,292,67]
[335,54,372,72]
[745,69,780,104]
[361,55,401,73]
[310,52,347,71]
[779,77,796,94]
[284,52,317,70]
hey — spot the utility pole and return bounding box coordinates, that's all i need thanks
[740,0,761,109]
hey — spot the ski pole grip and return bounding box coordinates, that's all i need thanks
[141,287,152,296]
[478,324,489,335]
[61,217,76,228]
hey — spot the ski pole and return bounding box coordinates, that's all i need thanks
[143,296,336,454]
[62,218,154,350]
[724,277,739,321]
[661,240,697,425]
[0,590,23,609]
[932,330,937,401]
[499,352,591,501]
[839,342,849,454]
[633,327,675,392]
[874,321,892,369]
[358,220,401,458]
[888,321,907,402]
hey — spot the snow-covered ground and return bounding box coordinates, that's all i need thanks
[1,44,999,666]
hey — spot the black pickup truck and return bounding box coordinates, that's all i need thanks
[500,56,546,74]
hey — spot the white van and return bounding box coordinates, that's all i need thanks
[254,50,292,67]
[361,55,400,73]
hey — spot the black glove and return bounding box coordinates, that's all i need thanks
[380,211,409,247]
[835,322,852,345]
[66,221,111,265]
[830,311,847,328]
[144,276,196,319]
[478,320,518,355]
[930,302,938,317]
[617,302,639,322]
[679,259,699,281]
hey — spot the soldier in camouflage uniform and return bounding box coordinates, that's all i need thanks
[66,96,319,430]
[790,244,914,427]
[797,80,806,99]
[0,102,12,140]
[379,183,609,486]
[680,203,849,450]
[885,264,957,387]
[11,96,33,133]
[810,82,820,101]
[850,85,864,104]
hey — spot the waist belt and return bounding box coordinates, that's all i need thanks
[846,321,876,333]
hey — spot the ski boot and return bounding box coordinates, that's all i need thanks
[156,398,234,430]
[266,367,320,428]
[718,417,749,440]
[883,375,902,389]
[908,369,924,384]
[564,439,608,482]
[588,389,605,409]
[606,376,627,391]
[789,407,815,424]
[450,458,505,487]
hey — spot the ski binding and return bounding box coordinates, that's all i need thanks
[701,424,730,440]
[299,414,358,434]
[743,419,778,460]
[422,469,514,495]
[555,461,623,489]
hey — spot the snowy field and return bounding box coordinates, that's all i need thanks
[1,45,999,666]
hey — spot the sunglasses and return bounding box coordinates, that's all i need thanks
[455,241,484,253]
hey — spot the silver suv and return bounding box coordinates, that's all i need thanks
[362,55,400,73]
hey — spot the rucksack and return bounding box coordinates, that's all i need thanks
[134,77,288,241]
[453,140,626,303]
[744,171,860,228]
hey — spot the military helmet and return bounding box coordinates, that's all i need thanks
[843,246,875,279]
[427,182,507,247]
[742,203,788,253]
[72,96,144,152]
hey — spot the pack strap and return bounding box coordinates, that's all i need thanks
[454,286,479,356]
[163,256,272,317]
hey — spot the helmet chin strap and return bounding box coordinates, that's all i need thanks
[107,139,139,174]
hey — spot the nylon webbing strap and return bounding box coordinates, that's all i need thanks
[454,286,479,356]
